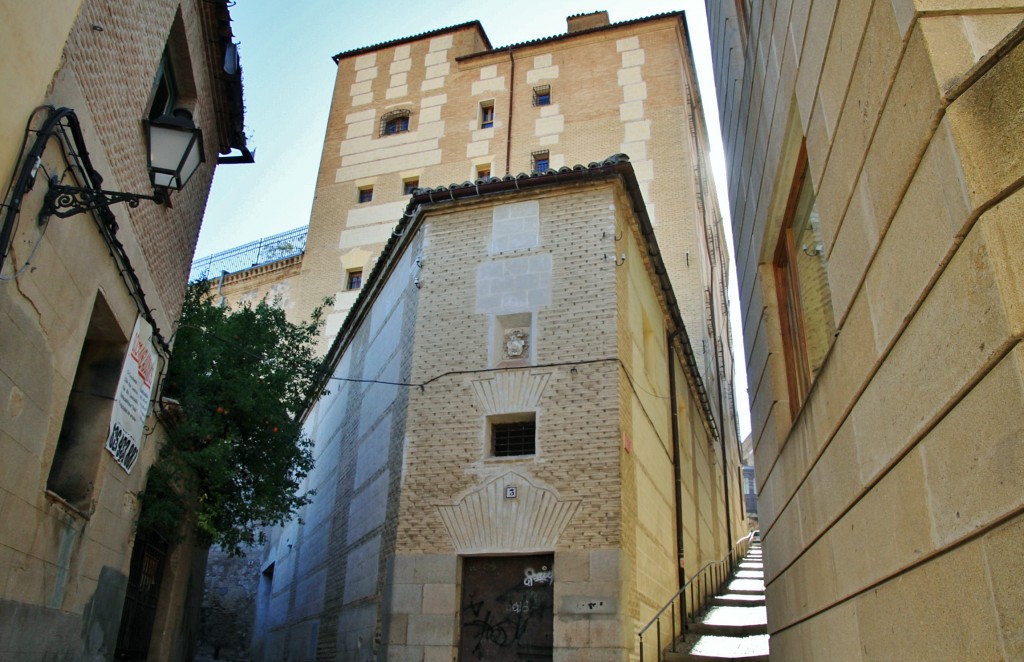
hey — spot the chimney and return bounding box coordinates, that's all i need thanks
[567,11,610,34]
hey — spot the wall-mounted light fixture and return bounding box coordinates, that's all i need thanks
[42,110,204,219]
[2,105,205,273]
[145,110,204,190]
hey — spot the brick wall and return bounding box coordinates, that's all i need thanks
[301,14,734,401]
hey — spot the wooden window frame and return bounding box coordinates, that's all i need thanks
[480,101,495,129]
[773,144,812,416]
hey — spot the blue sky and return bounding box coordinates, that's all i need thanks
[197,1,751,437]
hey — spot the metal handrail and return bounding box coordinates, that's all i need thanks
[637,531,757,662]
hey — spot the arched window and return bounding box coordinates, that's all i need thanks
[380,109,411,136]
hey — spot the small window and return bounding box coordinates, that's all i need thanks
[380,109,411,136]
[532,151,550,173]
[403,178,419,195]
[347,270,363,290]
[148,17,197,123]
[490,414,536,457]
[149,50,178,121]
[357,186,373,203]
[773,143,835,416]
[533,85,551,106]
[480,101,495,129]
[476,165,491,181]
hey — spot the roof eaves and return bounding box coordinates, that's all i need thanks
[331,20,492,64]
[456,11,684,62]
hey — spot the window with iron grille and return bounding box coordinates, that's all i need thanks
[357,186,373,203]
[533,85,551,106]
[347,269,363,290]
[532,150,550,173]
[380,109,411,136]
[403,178,419,195]
[491,415,536,457]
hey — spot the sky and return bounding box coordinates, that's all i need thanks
[197,1,751,438]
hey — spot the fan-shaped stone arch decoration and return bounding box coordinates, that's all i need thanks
[436,471,580,553]
[471,371,551,414]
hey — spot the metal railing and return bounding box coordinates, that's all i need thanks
[637,531,757,662]
[189,225,309,282]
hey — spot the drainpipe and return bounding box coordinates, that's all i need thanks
[504,49,515,176]
[667,329,686,589]
[706,275,734,565]
[216,270,228,306]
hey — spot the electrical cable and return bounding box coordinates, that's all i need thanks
[324,355,671,402]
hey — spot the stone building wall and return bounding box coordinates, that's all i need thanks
[0,1,245,658]
[253,166,743,660]
[256,225,423,660]
[208,256,306,314]
[706,0,1024,658]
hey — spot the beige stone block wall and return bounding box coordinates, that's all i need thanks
[707,0,1024,654]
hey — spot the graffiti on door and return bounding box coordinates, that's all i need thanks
[459,555,554,661]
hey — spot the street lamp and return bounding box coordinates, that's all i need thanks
[0,106,206,272]
[145,111,205,190]
[35,106,204,220]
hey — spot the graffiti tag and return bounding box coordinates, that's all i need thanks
[523,566,552,587]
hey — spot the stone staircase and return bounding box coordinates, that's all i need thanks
[665,540,769,661]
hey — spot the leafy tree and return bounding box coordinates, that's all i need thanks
[138,283,330,555]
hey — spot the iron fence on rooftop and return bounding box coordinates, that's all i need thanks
[189,225,309,282]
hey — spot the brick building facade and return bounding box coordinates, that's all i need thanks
[0,1,247,659]
[208,12,739,453]
[706,0,1024,658]
[195,11,748,660]
[255,158,745,660]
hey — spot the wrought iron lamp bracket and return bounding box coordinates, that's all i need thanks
[40,176,164,222]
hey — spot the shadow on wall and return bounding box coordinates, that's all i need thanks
[195,545,262,660]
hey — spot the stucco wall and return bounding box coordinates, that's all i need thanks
[256,228,422,660]
[0,1,239,658]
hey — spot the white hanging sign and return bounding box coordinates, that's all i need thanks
[106,316,158,473]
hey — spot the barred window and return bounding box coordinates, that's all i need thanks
[533,85,551,106]
[491,414,536,457]
[380,109,411,136]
